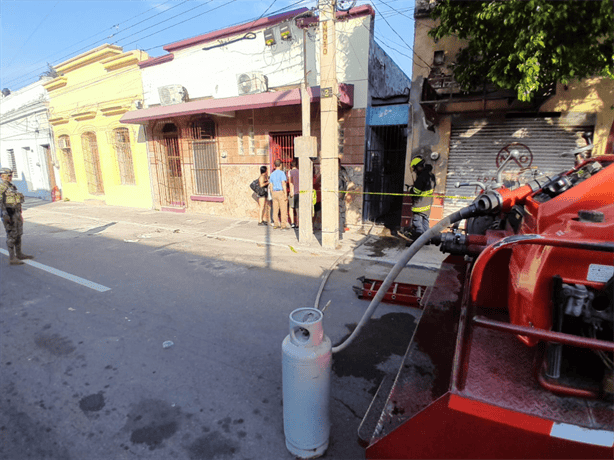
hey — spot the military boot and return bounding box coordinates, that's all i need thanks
[8,245,24,265]
[15,242,34,260]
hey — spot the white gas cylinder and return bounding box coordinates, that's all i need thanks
[282,307,332,459]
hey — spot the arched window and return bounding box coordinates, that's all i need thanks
[58,135,76,182]
[113,128,135,185]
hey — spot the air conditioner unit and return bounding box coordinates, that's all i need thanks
[237,72,268,96]
[158,85,189,106]
[58,137,70,149]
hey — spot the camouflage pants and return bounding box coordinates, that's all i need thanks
[2,209,23,248]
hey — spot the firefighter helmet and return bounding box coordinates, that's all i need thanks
[410,157,425,169]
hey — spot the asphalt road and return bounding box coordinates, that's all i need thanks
[0,203,436,460]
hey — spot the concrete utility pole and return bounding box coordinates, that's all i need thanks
[295,81,316,244]
[294,28,317,245]
[319,0,340,249]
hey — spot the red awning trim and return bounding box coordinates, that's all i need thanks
[120,84,354,125]
[139,54,174,69]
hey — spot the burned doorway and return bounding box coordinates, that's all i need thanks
[153,122,185,207]
[270,132,300,170]
[364,124,407,228]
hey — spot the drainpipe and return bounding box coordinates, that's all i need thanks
[143,124,157,210]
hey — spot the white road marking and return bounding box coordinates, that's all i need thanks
[0,249,111,292]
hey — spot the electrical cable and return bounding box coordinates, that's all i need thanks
[143,0,310,53]
[5,2,311,113]
[116,0,229,48]
[5,1,59,69]
[1,0,188,89]
[5,0,290,90]
[370,0,431,70]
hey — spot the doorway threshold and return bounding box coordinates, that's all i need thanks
[161,206,186,213]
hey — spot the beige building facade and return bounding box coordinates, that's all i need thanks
[121,5,411,232]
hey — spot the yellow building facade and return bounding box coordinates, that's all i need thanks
[44,44,152,208]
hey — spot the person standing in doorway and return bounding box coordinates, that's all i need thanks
[287,159,299,229]
[0,167,34,265]
[409,156,436,242]
[257,166,270,226]
[269,159,290,230]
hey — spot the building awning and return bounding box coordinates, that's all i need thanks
[120,84,354,125]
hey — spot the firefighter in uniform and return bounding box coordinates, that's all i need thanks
[0,168,34,265]
[409,156,436,242]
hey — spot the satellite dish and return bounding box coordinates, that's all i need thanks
[336,0,356,11]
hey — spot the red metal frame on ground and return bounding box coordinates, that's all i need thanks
[353,276,428,308]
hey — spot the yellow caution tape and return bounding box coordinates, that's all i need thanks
[297,189,476,200]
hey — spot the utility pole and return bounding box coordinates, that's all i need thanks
[295,29,317,244]
[319,0,339,249]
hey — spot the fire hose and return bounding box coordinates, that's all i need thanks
[331,201,483,354]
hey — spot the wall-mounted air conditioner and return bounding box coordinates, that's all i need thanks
[158,85,189,106]
[237,72,268,96]
[58,137,70,149]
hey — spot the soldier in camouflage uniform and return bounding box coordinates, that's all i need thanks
[0,167,34,265]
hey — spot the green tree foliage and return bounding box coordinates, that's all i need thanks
[430,0,614,101]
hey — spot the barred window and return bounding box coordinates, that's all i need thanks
[191,118,221,196]
[57,136,76,183]
[113,128,135,185]
[81,132,105,195]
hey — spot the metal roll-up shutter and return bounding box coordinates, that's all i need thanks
[444,116,593,217]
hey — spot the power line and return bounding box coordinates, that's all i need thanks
[54,0,192,71]
[143,0,310,53]
[2,1,310,91]
[3,0,417,120]
[6,3,312,107]
[371,0,431,70]
[112,0,220,48]
[1,0,187,89]
[5,1,60,69]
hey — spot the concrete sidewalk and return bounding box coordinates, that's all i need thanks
[21,197,448,272]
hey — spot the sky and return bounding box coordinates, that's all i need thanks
[0,0,415,92]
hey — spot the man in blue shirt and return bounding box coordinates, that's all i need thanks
[269,159,290,229]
